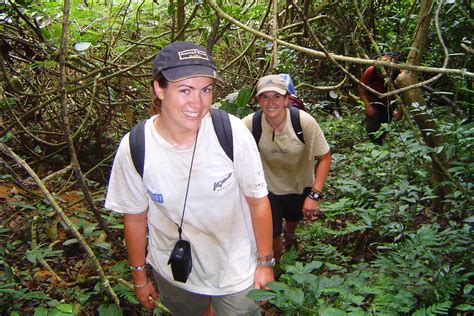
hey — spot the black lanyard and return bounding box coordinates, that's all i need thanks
[177,129,199,240]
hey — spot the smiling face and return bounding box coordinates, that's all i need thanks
[153,76,214,134]
[257,91,289,121]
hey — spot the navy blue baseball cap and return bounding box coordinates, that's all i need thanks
[152,41,218,82]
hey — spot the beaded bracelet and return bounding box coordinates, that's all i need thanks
[133,279,149,288]
[129,264,146,272]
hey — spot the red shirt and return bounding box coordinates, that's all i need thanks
[360,66,389,105]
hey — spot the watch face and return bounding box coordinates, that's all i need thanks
[309,191,322,200]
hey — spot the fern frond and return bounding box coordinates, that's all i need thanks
[114,284,139,305]
[412,301,451,316]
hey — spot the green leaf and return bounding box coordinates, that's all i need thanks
[98,303,123,316]
[267,281,289,291]
[63,238,78,246]
[464,216,474,223]
[318,306,347,316]
[26,249,39,264]
[246,289,277,301]
[93,241,111,251]
[0,227,12,234]
[55,304,74,313]
[286,262,305,274]
[49,303,75,315]
[34,307,49,316]
[292,272,318,285]
[455,304,474,311]
[235,88,252,107]
[303,261,323,273]
[287,288,304,305]
[83,223,98,235]
[9,201,36,210]
[463,284,474,295]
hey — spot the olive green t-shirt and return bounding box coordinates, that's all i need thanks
[242,108,330,195]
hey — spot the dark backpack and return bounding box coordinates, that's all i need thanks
[251,107,304,145]
[129,108,233,178]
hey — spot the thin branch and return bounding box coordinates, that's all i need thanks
[205,0,473,78]
[1,50,164,139]
[297,76,348,91]
[31,216,73,287]
[173,4,200,41]
[0,142,120,306]
[289,0,357,94]
[222,0,272,71]
[58,0,120,266]
[271,0,278,69]
[10,2,45,42]
[379,0,450,99]
[353,0,380,56]
[71,76,101,140]
[110,0,132,48]
[9,105,67,147]
[56,149,117,195]
[41,164,74,183]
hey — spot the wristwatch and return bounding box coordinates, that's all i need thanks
[257,257,276,267]
[308,190,323,201]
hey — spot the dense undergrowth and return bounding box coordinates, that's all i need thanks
[247,103,474,315]
[2,98,473,316]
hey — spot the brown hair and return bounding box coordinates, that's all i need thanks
[149,73,168,115]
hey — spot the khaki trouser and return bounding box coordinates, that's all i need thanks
[152,270,261,316]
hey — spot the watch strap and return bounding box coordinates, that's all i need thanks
[130,264,146,272]
[256,258,276,267]
[308,190,323,201]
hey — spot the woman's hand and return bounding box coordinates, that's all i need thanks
[302,197,319,219]
[134,281,159,309]
[254,265,275,305]
[254,265,274,290]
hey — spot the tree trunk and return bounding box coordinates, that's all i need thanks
[395,0,450,210]
[176,0,185,41]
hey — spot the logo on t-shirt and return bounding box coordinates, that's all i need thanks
[271,147,289,154]
[150,193,164,203]
[213,173,232,191]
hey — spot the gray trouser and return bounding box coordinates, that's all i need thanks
[152,270,261,316]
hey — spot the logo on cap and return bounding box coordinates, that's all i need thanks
[178,49,209,61]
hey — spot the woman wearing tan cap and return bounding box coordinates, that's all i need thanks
[243,74,331,261]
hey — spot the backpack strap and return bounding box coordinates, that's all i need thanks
[289,107,304,144]
[251,109,263,145]
[210,108,233,162]
[129,119,147,178]
[129,110,234,178]
[252,108,304,145]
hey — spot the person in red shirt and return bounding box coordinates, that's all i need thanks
[358,52,402,144]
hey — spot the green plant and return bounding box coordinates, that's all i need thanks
[216,87,254,118]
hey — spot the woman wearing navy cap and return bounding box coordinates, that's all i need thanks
[105,42,274,315]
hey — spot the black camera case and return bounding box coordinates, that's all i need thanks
[167,239,192,283]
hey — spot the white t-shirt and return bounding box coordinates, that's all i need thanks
[242,108,330,195]
[105,112,268,295]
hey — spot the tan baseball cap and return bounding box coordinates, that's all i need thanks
[256,74,288,96]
